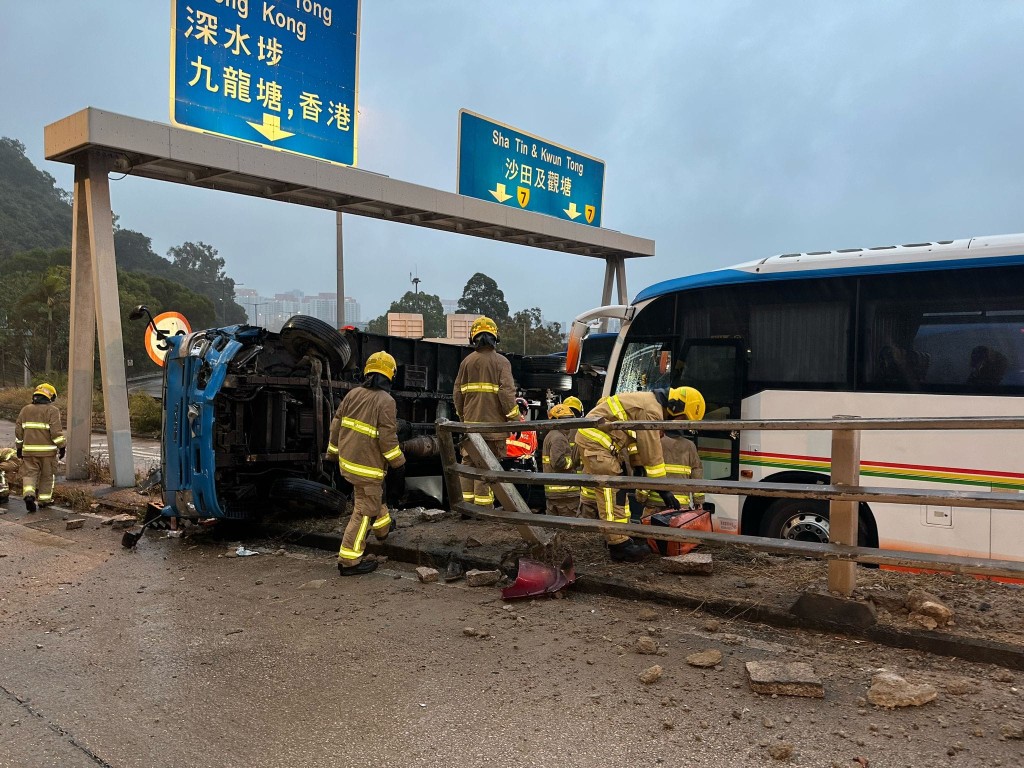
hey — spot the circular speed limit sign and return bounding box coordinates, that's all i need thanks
[145,311,191,366]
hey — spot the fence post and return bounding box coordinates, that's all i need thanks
[828,421,861,595]
[435,419,465,512]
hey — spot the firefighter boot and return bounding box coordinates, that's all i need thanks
[24,494,37,513]
[608,539,649,563]
[338,559,378,576]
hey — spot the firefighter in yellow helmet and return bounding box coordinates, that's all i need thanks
[0,446,21,504]
[560,396,597,518]
[453,316,519,508]
[326,352,405,576]
[541,403,579,516]
[576,387,705,562]
[15,383,65,512]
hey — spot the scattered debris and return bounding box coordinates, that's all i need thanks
[420,509,448,523]
[444,559,465,582]
[103,513,137,529]
[298,579,326,590]
[687,650,723,668]
[235,546,258,557]
[908,613,938,630]
[501,556,575,600]
[866,670,938,708]
[465,536,482,548]
[639,665,663,684]
[767,742,794,761]
[416,567,439,584]
[905,588,954,627]
[745,661,824,698]
[662,552,713,575]
[637,607,659,622]
[465,569,501,587]
[1000,722,1024,740]
[991,669,1016,684]
[635,636,659,655]
[702,619,721,633]
[943,677,979,696]
[65,519,85,530]
[462,627,477,637]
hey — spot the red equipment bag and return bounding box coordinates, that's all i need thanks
[642,508,713,556]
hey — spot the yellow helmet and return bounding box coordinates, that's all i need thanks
[666,386,705,421]
[469,316,499,343]
[363,351,397,381]
[34,383,57,401]
[562,396,583,417]
[548,403,573,419]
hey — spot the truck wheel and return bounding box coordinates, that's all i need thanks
[760,498,870,546]
[520,372,573,391]
[522,356,567,374]
[280,315,352,372]
[270,477,348,514]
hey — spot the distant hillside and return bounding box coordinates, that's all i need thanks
[0,138,72,257]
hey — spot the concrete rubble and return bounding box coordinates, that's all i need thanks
[745,661,824,698]
[866,669,938,708]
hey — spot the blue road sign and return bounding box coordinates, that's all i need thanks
[171,0,360,166]
[458,110,605,227]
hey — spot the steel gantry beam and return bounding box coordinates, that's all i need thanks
[44,107,654,487]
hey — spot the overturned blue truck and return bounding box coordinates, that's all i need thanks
[150,313,611,522]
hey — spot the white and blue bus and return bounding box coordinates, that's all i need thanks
[567,234,1024,563]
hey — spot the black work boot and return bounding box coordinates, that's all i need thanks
[24,495,37,513]
[338,559,378,576]
[608,539,649,563]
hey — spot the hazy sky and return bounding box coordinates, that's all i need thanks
[3,1,1023,326]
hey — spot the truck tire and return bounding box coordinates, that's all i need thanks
[759,498,871,546]
[280,315,352,372]
[521,372,573,391]
[522,356,567,374]
[270,477,348,514]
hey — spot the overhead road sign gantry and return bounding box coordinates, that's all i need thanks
[45,108,653,262]
[171,0,360,166]
[458,110,605,227]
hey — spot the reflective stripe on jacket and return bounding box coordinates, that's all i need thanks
[453,348,518,428]
[575,392,666,478]
[506,428,537,459]
[327,386,405,484]
[646,434,704,508]
[15,403,64,456]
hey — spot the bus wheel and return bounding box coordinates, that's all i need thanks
[760,498,870,546]
[760,499,831,544]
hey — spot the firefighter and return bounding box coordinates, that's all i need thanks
[576,387,705,562]
[327,352,405,576]
[505,398,538,470]
[636,428,705,513]
[15,383,65,512]
[541,403,579,516]
[453,316,519,508]
[0,446,21,504]
[563,395,599,519]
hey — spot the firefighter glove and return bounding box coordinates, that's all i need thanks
[58,447,66,460]
[659,490,681,511]
[387,464,406,505]
[15,446,22,459]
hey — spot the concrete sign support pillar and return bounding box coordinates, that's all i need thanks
[66,152,135,487]
[598,256,628,332]
[336,212,345,328]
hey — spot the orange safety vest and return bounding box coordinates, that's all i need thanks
[506,429,537,459]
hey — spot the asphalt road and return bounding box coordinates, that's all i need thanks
[0,502,1021,767]
[0,420,160,477]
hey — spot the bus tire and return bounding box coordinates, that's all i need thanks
[759,498,871,547]
[280,315,352,372]
[270,477,348,515]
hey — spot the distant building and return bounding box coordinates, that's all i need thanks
[441,298,459,315]
[234,288,361,331]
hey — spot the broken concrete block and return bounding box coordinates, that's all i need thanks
[635,636,659,655]
[662,552,713,575]
[905,588,954,627]
[416,567,440,584]
[639,665,663,684]
[109,514,138,530]
[420,509,448,523]
[745,661,824,698]
[686,649,723,668]
[465,569,501,587]
[65,519,85,530]
[867,670,937,708]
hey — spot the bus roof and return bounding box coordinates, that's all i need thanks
[634,233,1024,303]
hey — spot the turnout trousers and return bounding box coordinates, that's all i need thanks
[459,439,504,508]
[545,496,580,517]
[21,455,57,504]
[578,442,630,546]
[338,480,393,566]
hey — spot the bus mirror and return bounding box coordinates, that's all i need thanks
[565,320,589,374]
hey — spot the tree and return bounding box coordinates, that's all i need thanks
[457,272,509,323]
[503,307,565,356]
[166,241,245,324]
[15,266,70,374]
[367,291,445,338]
[0,137,72,257]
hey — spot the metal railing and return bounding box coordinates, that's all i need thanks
[436,415,1024,595]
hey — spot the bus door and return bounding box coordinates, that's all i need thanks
[676,339,747,481]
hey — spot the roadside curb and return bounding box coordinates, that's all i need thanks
[269,524,1024,672]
